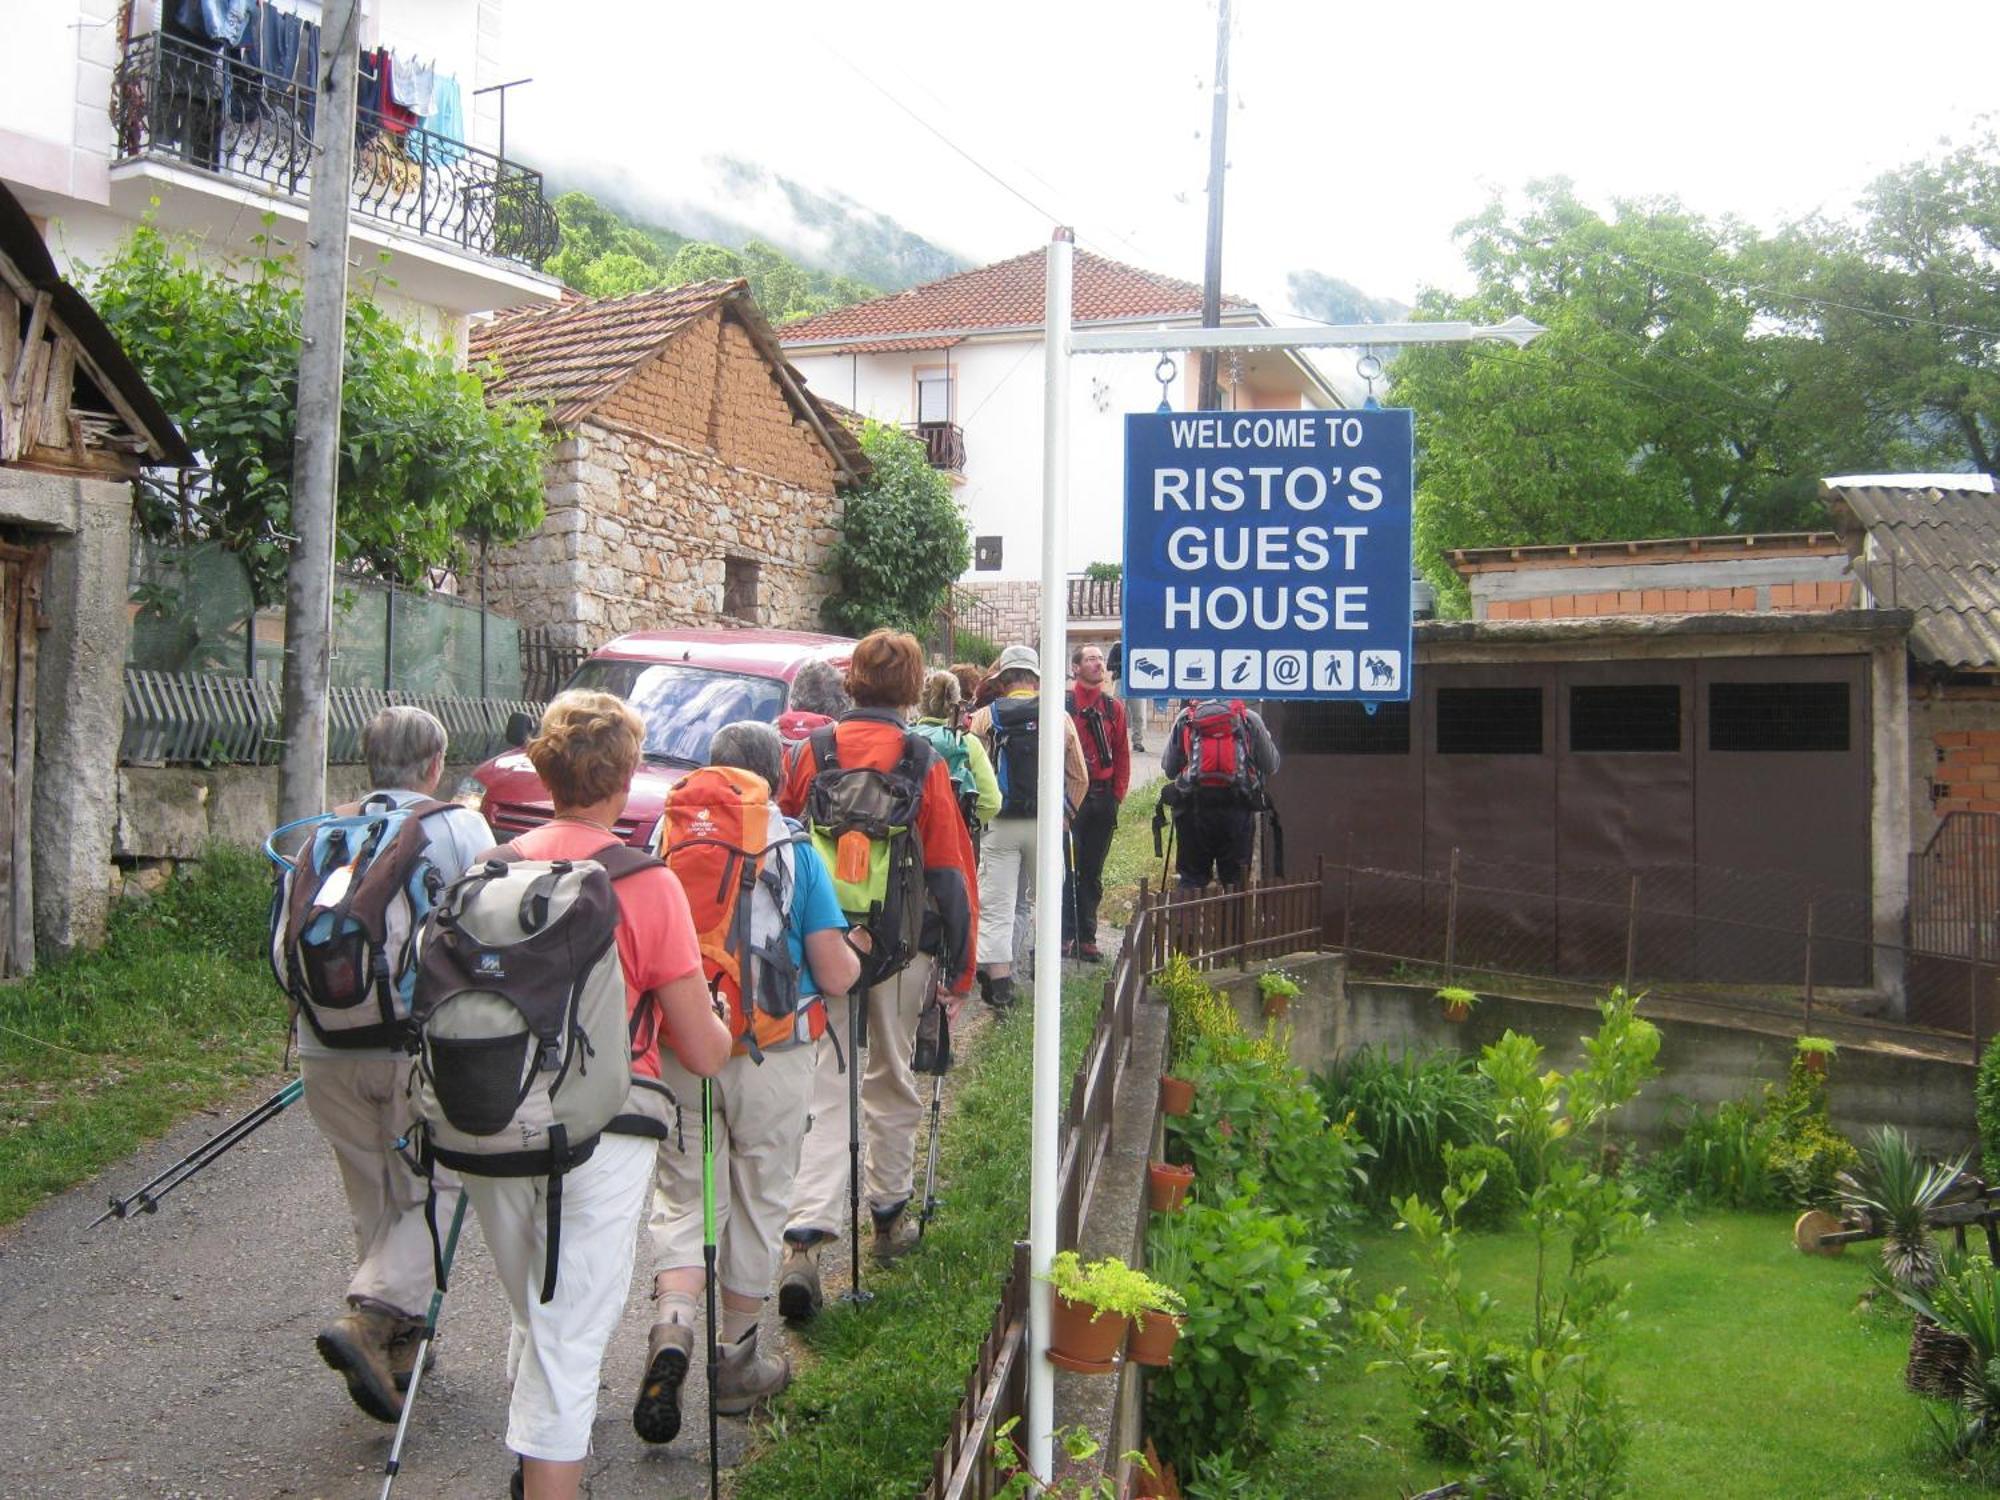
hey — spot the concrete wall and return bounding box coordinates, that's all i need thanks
[1201,954,1975,1156]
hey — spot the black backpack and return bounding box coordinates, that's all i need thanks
[802,724,936,990]
[989,697,1040,819]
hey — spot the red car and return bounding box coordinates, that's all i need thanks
[457,628,854,848]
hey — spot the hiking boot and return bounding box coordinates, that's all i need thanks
[977,971,994,1006]
[1080,942,1103,964]
[871,1201,918,1265]
[987,976,1016,1011]
[777,1241,824,1324]
[385,1316,433,1393]
[316,1307,404,1423]
[631,1317,694,1444]
[715,1327,791,1416]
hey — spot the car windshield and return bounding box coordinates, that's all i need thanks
[563,660,787,767]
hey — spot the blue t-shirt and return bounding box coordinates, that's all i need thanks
[789,840,848,998]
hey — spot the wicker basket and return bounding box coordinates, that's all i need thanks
[1907,1314,1975,1398]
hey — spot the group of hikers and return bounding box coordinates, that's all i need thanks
[268,627,1279,1499]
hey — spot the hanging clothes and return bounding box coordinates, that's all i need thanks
[422,74,465,165]
[377,50,419,136]
[176,0,255,45]
[389,50,435,115]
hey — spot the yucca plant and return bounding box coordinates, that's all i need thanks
[1840,1125,1967,1293]
[1904,1256,2000,1455]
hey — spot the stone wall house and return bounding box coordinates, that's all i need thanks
[471,279,868,650]
[1,185,195,970]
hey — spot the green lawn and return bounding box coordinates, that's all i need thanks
[0,846,285,1224]
[1256,1210,1985,1499]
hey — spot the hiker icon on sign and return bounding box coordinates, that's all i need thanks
[1313,650,1354,692]
[1359,650,1402,692]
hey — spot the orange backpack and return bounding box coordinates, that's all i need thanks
[657,766,822,1060]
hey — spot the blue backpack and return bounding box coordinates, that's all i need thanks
[266,795,457,1050]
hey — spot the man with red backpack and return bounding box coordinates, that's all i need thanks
[1062,644,1129,962]
[1160,697,1280,891]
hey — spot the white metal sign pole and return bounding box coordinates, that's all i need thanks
[1027,225,1074,1483]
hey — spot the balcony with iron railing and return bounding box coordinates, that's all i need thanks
[1066,575,1122,620]
[110,31,560,273]
[904,419,966,474]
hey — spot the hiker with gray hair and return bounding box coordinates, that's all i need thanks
[303,706,492,1424]
[776,658,852,750]
[636,718,859,1442]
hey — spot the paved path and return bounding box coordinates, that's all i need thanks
[0,1079,802,1499]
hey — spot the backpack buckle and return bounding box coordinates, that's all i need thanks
[535,1038,562,1073]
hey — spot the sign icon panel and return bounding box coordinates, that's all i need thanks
[1174,649,1216,691]
[1357,649,1402,693]
[1221,649,1262,692]
[1126,648,1169,691]
[1266,650,1306,691]
[1313,650,1354,692]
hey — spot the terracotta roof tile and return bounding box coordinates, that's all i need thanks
[777,248,1254,345]
[469,279,741,425]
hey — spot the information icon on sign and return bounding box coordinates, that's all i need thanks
[1174,649,1216,691]
[1358,649,1402,693]
[1266,650,1306,690]
[1312,650,1354,692]
[1127,648,1169,692]
[1221,650,1262,692]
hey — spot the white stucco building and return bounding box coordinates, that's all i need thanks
[1,0,560,343]
[779,248,1339,639]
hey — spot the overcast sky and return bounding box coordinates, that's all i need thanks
[504,0,2000,325]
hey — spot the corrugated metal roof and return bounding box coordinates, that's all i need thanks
[1824,481,2000,670]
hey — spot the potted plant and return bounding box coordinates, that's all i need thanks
[1042,1251,1176,1373]
[1437,985,1478,1024]
[1258,969,1300,1018]
[1147,1160,1195,1213]
[1158,1072,1195,1117]
[1130,1228,1190,1368]
[1795,1035,1838,1076]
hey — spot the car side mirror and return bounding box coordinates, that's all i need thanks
[505,711,535,749]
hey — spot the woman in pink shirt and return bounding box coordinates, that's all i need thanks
[472,691,731,1500]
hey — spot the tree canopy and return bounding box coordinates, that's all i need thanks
[542,190,880,323]
[88,221,548,604]
[1396,131,2000,610]
[822,420,970,637]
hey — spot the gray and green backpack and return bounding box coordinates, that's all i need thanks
[409,843,663,1302]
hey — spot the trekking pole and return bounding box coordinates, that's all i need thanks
[380,1191,469,1500]
[841,981,872,1305]
[702,1078,721,1500]
[917,961,946,1240]
[90,1077,305,1229]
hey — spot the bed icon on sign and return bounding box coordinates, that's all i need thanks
[1127,648,1169,689]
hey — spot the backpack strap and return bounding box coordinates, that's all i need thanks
[809,722,842,776]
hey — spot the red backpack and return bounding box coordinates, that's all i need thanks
[656,766,822,1060]
[1177,700,1257,797]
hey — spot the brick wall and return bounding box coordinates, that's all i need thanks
[598,308,836,494]
[956,579,1041,652]
[1485,579,1855,621]
[1931,728,2000,816]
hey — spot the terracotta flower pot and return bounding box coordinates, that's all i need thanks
[1148,1161,1195,1213]
[1048,1292,1129,1373]
[1443,1001,1471,1024]
[1159,1074,1195,1117]
[1801,1051,1828,1076]
[1262,992,1290,1017]
[1128,1309,1185,1367]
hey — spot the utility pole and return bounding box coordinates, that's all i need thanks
[1196,0,1231,411]
[278,0,360,825]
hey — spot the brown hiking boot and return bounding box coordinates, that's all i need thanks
[316,1307,403,1423]
[871,1203,917,1265]
[715,1327,790,1416]
[385,1316,434,1393]
[777,1241,823,1324]
[631,1318,695,1444]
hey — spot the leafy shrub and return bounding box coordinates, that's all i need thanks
[1148,1195,1346,1473]
[1442,1142,1518,1230]
[1043,1250,1181,1323]
[1977,1034,2000,1180]
[1766,1057,1860,1208]
[1642,1095,1782,1210]
[950,629,999,668]
[1159,952,1241,1069]
[1315,1046,1494,1208]
[1905,1255,2000,1475]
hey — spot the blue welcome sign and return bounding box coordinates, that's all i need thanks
[1120,407,1414,702]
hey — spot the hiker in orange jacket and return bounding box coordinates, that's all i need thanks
[774,629,978,1315]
